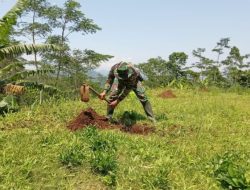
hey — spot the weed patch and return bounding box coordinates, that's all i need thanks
[59,144,86,167]
[88,127,118,186]
[209,152,250,189]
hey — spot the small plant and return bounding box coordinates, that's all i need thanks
[59,144,85,167]
[210,152,250,189]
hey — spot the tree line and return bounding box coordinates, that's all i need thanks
[0,0,249,114]
[138,38,250,88]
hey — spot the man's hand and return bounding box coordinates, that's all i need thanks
[109,100,119,108]
[99,91,106,100]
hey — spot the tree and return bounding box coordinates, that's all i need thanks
[138,57,169,87]
[138,52,188,87]
[212,38,230,67]
[65,49,113,90]
[44,0,101,84]
[168,52,188,80]
[192,48,214,81]
[222,46,250,85]
[15,0,52,70]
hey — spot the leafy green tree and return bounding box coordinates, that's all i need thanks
[192,48,214,81]
[222,46,250,86]
[44,0,101,84]
[212,38,230,67]
[138,52,188,87]
[138,57,169,87]
[168,52,188,80]
[65,49,113,90]
[15,0,52,70]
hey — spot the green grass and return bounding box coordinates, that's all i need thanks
[0,88,250,189]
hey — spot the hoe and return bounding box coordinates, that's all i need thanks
[80,83,110,103]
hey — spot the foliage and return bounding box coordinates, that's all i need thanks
[87,127,118,186]
[138,52,188,87]
[141,166,170,190]
[41,0,102,83]
[0,0,25,45]
[209,152,250,189]
[0,95,19,114]
[0,44,57,60]
[59,144,86,167]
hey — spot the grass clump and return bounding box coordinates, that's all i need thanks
[209,152,250,189]
[59,144,86,167]
[88,127,118,186]
[141,166,170,190]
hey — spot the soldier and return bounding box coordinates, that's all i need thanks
[99,62,156,123]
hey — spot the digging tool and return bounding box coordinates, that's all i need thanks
[80,83,110,104]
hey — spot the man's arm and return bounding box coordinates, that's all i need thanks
[103,66,115,93]
[100,65,116,100]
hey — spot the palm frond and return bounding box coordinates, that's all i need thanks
[3,69,55,83]
[0,0,25,44]
[16,81,59,93]
[0,62,24,77]
[0,44,58,59]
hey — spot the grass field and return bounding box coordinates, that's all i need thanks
[0,88,250,189]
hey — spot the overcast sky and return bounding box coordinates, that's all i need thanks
[1,0,250,73]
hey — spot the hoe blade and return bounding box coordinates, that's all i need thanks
[80,84,90,102]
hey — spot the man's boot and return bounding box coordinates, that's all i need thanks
[141,101,156,123]
[106,105,114,121]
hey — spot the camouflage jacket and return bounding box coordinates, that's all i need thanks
[103,63,143,93]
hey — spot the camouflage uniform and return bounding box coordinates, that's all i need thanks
[103,62,155,120]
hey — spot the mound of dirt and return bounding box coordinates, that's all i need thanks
[67,107,154,135]
[158,90,176,98]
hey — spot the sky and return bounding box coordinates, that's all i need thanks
[1,0,250,73]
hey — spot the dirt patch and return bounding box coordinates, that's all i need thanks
[166,124,194,136]
[121,123,155,135]
[67,107,154,135]
[158,90,176,98]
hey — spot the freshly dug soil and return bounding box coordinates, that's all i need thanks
[67,108,154,135]
[158,90,176,98]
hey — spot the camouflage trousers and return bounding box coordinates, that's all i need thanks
[107,79,154,118]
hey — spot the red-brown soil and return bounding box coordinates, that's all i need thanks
[158,90,176,98]
[67,108,154,135]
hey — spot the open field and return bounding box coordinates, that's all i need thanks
[0,88,250,189]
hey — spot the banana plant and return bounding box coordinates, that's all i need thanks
[0,0,59,114]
